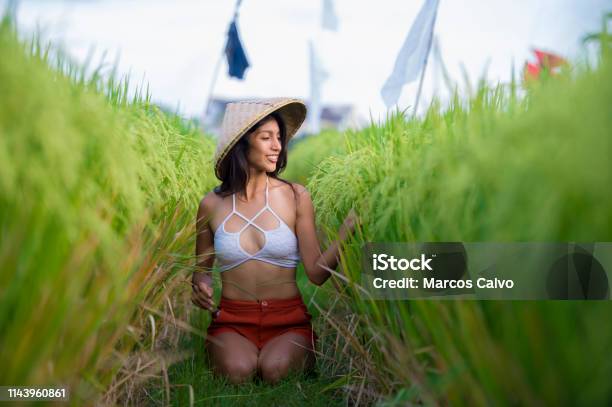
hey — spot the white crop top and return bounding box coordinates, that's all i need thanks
[213,177,300,272]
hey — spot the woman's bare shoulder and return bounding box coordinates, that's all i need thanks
[282,181,312,211]
[290,182,308,195]
[198,189,223,215]
[287,182,314,217]
[270,178,308,198]
[288,181,311,200]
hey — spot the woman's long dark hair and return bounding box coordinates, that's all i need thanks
[214,112,297,201]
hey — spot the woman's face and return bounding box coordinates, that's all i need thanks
[246,118,282,173]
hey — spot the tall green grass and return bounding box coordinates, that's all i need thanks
[292,42,612,404]
[284,129,347,185]
[0,17,217,403]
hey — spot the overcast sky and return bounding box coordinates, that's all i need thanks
[3,0,609,127]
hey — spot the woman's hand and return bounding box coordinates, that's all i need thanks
[191,272,215,312]
[338,208,359,241]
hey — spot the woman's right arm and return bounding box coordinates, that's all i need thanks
[192,193,216,312]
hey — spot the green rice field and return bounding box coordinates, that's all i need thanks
[1,12,611,406]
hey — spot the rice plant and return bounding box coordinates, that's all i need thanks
[0,16,217,403]
[284,129,347,185]
[297,36,612,405]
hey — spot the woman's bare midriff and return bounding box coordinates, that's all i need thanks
[209,181,301,301]
[219,260,300,301]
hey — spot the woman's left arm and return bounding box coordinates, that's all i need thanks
[294,184,357,286]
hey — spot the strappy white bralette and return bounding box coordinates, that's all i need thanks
[213,177,300,272]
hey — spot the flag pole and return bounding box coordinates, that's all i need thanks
[412,3,439,118]
[201,49,225,130]
[432,36,439,101]
[7,0,19,21]
[433,35,455,94]
[201,0,244,131]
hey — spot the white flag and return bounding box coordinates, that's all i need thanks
[308,41,329,134]
[381,0,439,108]
[322,0,339,31]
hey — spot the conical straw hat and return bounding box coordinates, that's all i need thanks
[214,97,307,179]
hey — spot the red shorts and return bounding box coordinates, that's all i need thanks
[207,296,316,350]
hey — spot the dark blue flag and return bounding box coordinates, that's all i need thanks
[225,21,250,80]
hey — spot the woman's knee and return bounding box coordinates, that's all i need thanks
[207,332,259,383]
[259,356,292,384]
[217,357,257,384]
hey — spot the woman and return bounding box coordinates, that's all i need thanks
[191,98,357,384]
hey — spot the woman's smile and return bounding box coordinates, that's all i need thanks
[245,118,283,172]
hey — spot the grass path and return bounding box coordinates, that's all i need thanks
[147,326,343,406]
